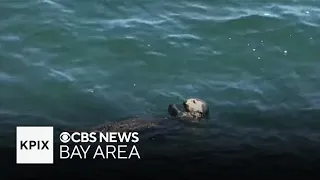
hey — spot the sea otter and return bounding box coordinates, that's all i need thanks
[168,98,209,122]
[88,98,209,133]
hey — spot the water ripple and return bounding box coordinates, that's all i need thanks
[40,0,74,13]
[48,68,75,82]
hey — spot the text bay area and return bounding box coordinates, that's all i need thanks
[60,144,140,159]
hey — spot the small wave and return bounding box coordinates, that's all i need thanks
[81,18,165,29]
[48,68,75,82]
[40,0,74,13]
[264,4,320,27]
[184,2,208,11]
[165,34,202,40]
[0,34,20,42]
[178,6,282,22]
[0,72,21,83]
[145,51,166,57]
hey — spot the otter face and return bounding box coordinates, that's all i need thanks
[183,98,205,113]
[168,98,209,121]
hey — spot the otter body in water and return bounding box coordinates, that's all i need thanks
[87,98,209,133]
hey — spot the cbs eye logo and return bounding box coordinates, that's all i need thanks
[59,132,71,143]
[59,131,97,143]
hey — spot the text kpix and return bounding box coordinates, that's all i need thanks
[20,140,50,150]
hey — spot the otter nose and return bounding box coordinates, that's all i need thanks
[168,104,179,117]
[183,101,187,106]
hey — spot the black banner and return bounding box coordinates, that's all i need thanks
[2,140,320,179]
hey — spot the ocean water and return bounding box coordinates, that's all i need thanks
[0,0,319,153]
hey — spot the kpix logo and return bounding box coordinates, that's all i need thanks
[20,140,50,150]
[16,126,54,164]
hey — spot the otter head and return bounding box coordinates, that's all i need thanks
[168,98,209,121]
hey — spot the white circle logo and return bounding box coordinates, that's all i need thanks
[59,132,70,143]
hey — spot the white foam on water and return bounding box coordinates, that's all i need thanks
[40,0,73,13]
